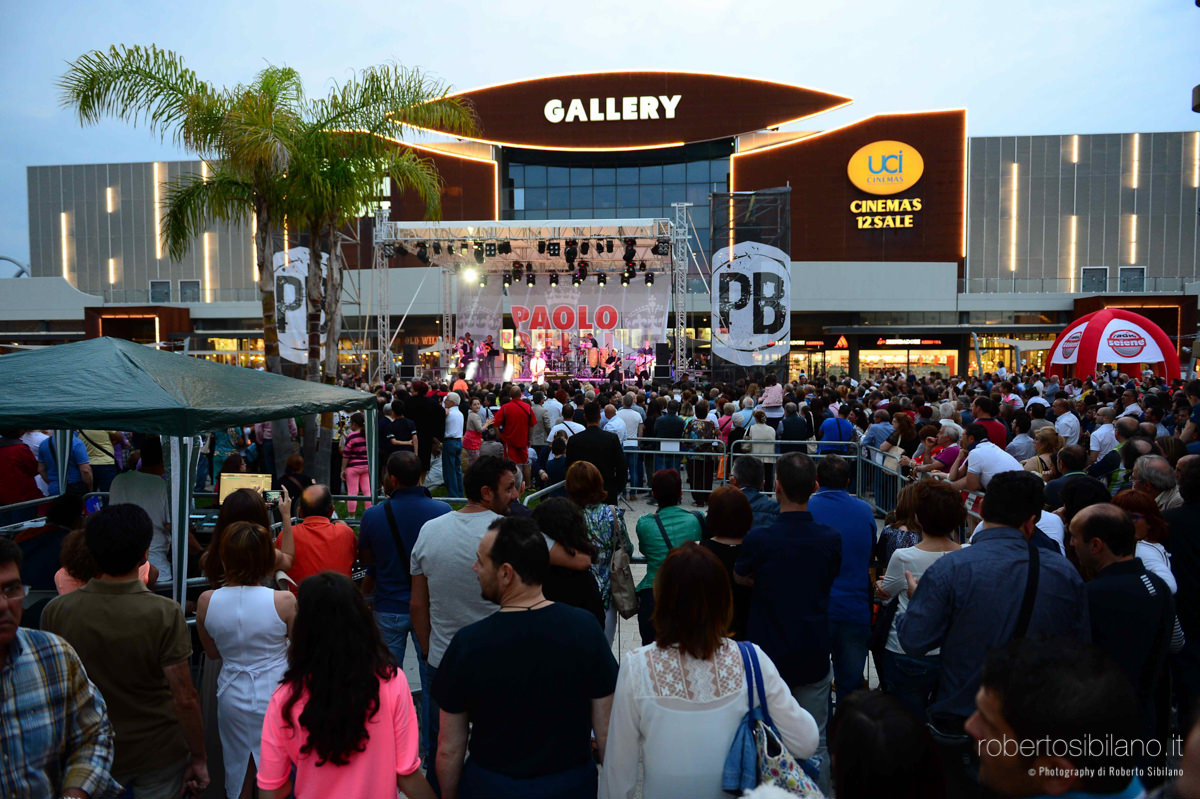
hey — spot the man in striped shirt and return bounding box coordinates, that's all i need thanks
[0,537,119,798]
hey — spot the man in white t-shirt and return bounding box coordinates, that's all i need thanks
[107,435,172,582]
[548,417,585,442]
[1088,407,1118,464]
[410,454,590,791]
[602,404,628,444]
[616,395,645,496]
[948,423,1024,492]
[21,430,50,495]
[1052,398,1081,446]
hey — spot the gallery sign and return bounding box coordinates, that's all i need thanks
[420,71,851,150]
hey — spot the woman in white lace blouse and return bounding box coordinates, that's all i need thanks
[599,543,818,799]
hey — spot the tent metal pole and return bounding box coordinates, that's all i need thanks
[54,430,71,495]
[365,409,378,504]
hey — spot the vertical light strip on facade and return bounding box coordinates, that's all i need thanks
[1129,214,1138,264]
[106,187,114,214]
[1009,163,1019,272]
[1131,133,1140,190]
[59,212,69,279]
[108,257,116,284]
[1068,215,1078,293]
[1071,135,1079,164]
[203,232,212,302]
[1193,132,1199,188]
[251,214,259,282]
[152,162,163,260]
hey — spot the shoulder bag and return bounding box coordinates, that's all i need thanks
[608,506,639,619]
[722,641,824,796]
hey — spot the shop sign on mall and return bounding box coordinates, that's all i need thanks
[544,95,682,123]
[848,140,925,229]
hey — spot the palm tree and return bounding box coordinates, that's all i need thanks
[60,47,300,376]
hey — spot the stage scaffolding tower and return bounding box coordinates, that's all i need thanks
[672,203,691,377]
[374,208,390,383]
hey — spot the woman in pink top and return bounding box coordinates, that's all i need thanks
[258,572,434,799]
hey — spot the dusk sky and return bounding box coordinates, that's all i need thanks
[2,0,1196,272]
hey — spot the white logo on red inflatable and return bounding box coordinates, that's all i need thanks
[1061,329,1084,358]
[1107,329,1147,358]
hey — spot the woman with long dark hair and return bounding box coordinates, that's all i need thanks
[531,497,604,628]
[257,572,434,799]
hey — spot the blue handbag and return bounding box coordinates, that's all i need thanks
[722,641,823,795]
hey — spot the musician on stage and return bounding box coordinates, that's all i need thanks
[605,345,623,383]
[458,332,475,369]
[480,335,499,382]
[530,348,547,385]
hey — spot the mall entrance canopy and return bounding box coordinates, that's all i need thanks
[0,336,378,605]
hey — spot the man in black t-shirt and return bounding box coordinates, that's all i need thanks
[433,515,617,797]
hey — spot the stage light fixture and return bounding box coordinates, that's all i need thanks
[639,260,647,272]
[623,239,637,262]
[564,240,578,265]
[381,244,396,259]
[577,261,588,280]
[473,242,485,264]
[597,273,606,286]
[621,271,630,287]
[572,273,582,287]
[538,240,546,254]
[653,237,671,256]
[416,243,429,264]
[498,241,512,255]
[432,242,442,255]
[549,272,559,287]
[605,239,614,253]
[596,240,605,254]
[547,241,561,257]
[512,261,524,281]
[478,274,487,287]
[580,241,590,255]
[502,273,511,287]
[645,273,654,286]
[447,244,455,255]
[485,242,497,258]
[462,267,478,284]
[527,272,536,286]
[395,243,409,257]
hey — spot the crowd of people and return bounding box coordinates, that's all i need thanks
[4,364,1200,799]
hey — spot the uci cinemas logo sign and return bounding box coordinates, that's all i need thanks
[848,140,925,195]
[544,94,683,124]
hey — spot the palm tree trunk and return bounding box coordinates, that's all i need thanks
[311,236,344,489]
[305,224,324,384]
[257,206,283,377]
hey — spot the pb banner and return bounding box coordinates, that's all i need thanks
[274,247,327,365]
[710,188,792,369]
[504,278,669,352]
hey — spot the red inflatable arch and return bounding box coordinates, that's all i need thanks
[1045,308,1180,381]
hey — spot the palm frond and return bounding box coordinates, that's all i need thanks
[162,169,253,261]
[58,44,218,148]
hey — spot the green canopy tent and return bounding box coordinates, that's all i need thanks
[0,337,378,605]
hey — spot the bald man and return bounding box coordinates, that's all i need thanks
[602,403,628,444]
[277,484,357,592]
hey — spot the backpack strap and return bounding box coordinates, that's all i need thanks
[653,513,674,553]
[382,500,412,576]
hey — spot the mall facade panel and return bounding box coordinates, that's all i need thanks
[16,71,1200,377]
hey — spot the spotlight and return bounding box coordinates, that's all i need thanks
[580,241,590,255]
[577,261,588,280]
[564,240,578,265]
[473,242,484,264]
[432,242,442,255]
[549,272,559,287]
[485,242,497,258]
[538,240,546,254]
[572,273,582,287]
[527,272,536,286]
[623,239,636,262]
[498,241,512,255]
[381,244,396,259]
[597,273,606,286]
[447,244,455,255]
[605,239,614,253]
[479,274,487,287]
[547,241,561,257]
[512,261,524,281]
[596,239,605,254]
[462,267,478,284]
[621,271,630,287]
[639,260,647,272]
[502,273,511,287]
[645,272,654,286]
[416,243,429,264]
[653,237,671,256]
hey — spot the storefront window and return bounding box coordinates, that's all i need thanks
[968,334,1055,376]
[860,349,958,378]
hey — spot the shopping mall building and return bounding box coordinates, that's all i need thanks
[9,70,1200,379]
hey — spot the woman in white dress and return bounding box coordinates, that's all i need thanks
[746,409,779,486]
[599,543,818,799]
[197,521,297,798]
